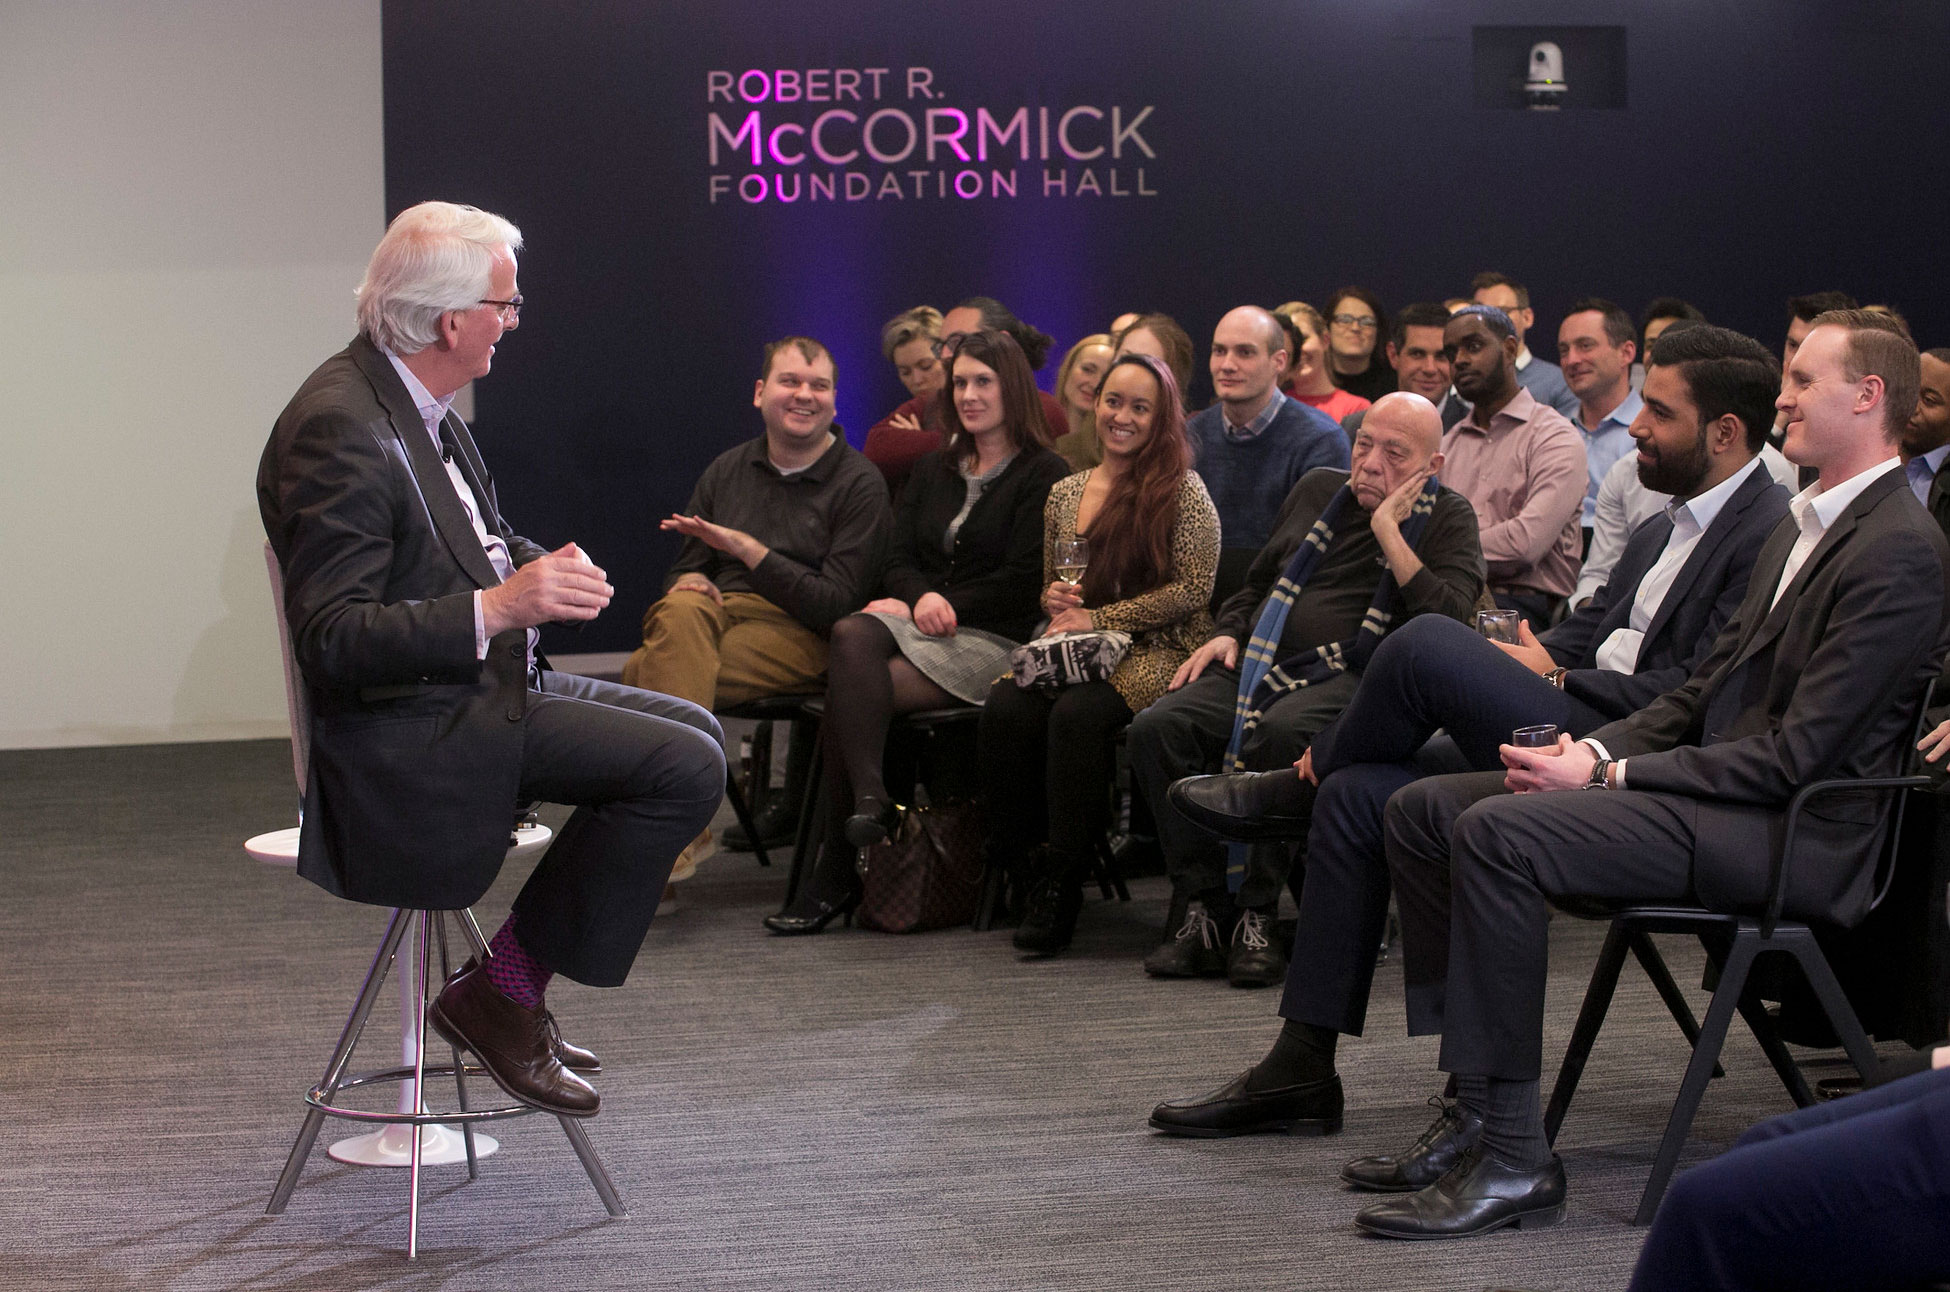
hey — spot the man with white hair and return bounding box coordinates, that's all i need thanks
[258,201,725,1119]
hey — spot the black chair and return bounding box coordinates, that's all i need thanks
[714,693,822,869]
[1543,696,1935,1226]
[782,698,982,905]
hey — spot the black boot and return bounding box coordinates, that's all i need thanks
[725,720,813,851]
[1014,849,1086,956]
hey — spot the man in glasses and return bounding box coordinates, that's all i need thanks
[259,201,727,1118]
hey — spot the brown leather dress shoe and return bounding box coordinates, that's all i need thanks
[429,961,599,1117]
[452,960,600,1072]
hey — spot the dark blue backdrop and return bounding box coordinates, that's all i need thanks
[381,0,1950,653]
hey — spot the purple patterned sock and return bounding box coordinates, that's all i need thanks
[482,917,552,1008]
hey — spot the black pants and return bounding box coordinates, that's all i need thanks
[1628,1066,1950,1292]
[977,678,1132,860]
[1126,666,1358,908]
[1385,772,1698,1080]
[509,670,725,986]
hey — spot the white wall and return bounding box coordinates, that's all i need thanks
[0,0,384,747]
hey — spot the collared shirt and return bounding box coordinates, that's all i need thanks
[1516,345,1535,372]
[1770,458,1903,609]
[1222,390,1286,443]
[1595,457,1764,673]
[1574,389,1644,527]
[1439,386,1587,598]
[1906,444,1950,506]
[382,348,515,661]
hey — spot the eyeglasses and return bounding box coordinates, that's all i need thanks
[478,296,524,324]
[933,331,967,358]
[1331,313,1378,331]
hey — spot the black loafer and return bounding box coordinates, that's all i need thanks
[1353,1146,1566,1239]
[1149,1069,1343,1138]
[1341,1098,1482,1192]
[1167,770,1316,842]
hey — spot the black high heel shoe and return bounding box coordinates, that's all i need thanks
[843,795,901,848]
[762,888,860,935]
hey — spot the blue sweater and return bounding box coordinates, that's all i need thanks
[1188,395,1351,551]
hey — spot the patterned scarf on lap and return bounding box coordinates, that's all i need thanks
[1221,476,1441,891]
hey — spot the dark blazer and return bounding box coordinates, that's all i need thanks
[879,446,1070,643]
[1590,467,1950,926]
[257,334,542,909]
[1546,461,1790,720]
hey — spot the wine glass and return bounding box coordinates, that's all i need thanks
[1477,609,1521,643]
[1053,538,1089,592]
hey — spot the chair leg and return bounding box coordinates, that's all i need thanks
[973,861,1006,932]
[1088,831,1117,901]
[1628,930,1725,1080]
[723,772,772,869]
[1733,977,1815,1108]
[267,908,413,1215]
[557,1115,629,1218]
[1545,920,1632,1146]
[407,911,433,1259]
[435,913,480,1180]
[783,741,825,906]
[1634,935,1756,1226]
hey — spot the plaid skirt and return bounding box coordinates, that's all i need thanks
[866,611,1018,705]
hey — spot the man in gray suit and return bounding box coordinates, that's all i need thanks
[1349,309,1950,1239]
[259,202,725,1118]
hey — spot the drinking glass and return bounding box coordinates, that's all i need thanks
[1477,609,1521,643]
[1053,538,1089,591]
[1511,723,1560,749]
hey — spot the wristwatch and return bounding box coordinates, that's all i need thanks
[1545,666,1569,689]
[1585,757,1614,790]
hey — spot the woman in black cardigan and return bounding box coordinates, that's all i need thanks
[766,329,1069,933]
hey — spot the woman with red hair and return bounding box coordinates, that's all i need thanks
[978,353,1220,956]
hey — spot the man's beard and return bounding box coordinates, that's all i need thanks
[1637,427,1711,496]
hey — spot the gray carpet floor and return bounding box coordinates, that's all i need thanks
[0,738,1872,1291]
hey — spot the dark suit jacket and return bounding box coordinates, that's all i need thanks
[878,446,1070,643]
[1589,467,1950,926]
[1546,462,1790,720]
[257,334,543,909]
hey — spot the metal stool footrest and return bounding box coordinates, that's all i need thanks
[306,1063,540,1126]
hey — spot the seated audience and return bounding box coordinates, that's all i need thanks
[1356,309,1943,1239]
[622,336,891,870]
[868,305,947,443]
[865,296,1066,492]
[1152,326,1794,1154]
[1439,304,1586,630]
[1341,303,1468,438]
[1322,286,1397,403]
[1639,296,1706,351]
[1050,333,1115,470]
[1908,347,1950,505]
[1470,271,1580,419]
[1771,289,1860,452]
[978,354,1220,956]
[1273,302,1370,422]
[1112,312,1197,405]
[1131,393,1484,987]
[1188,306,1349,564]
[1557,297,1643,540]
[765,330,1069,934]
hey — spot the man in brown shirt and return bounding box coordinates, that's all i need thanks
[1439,306,1586,630]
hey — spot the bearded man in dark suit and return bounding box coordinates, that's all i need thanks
[258,201,725,1119]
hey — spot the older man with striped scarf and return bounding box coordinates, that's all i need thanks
[1130,393,1486,986]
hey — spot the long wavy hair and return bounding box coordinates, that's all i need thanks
[1081,353,1190,605]
[941,328,1051,459]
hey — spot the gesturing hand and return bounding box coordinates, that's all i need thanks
[913,592,958,637]
[482,542,612,634]
[660,513,766,568]
[1169,636,1240,690]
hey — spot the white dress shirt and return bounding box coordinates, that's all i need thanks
[1594,457,1765,673]
[1770,458,1902,610]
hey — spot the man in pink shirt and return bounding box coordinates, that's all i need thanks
[1439,306,1587,630]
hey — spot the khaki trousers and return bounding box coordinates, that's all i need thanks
[621,589,827,710]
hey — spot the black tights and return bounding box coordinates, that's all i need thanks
[976,677,1132,863]
[806,614,956,893]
